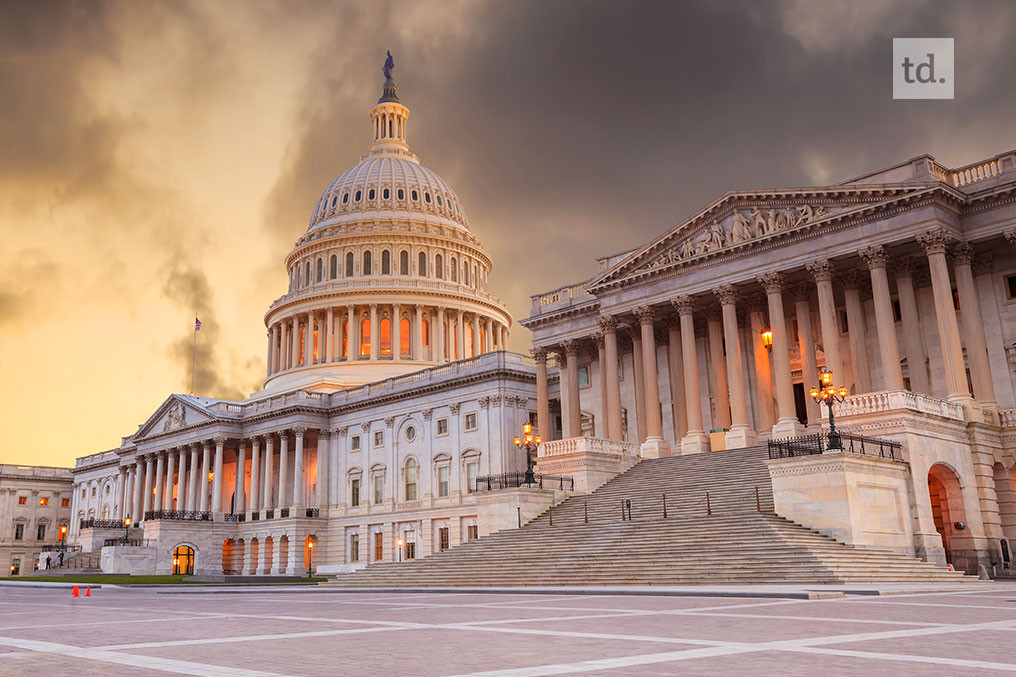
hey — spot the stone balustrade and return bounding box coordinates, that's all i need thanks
[834,389,965,422]
[999,408,1016,428]
[538,437,639,459]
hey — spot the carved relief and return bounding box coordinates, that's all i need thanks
[162,401,186,433]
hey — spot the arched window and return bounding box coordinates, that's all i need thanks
[368,188,375,200]
[424,192,431,204]
[418,252,427,277]
[360,317,371,358]
[436,194,443,206]
[172,545,195,575]
[305,261,311,287]
[363,250,372,275]
[397,188,405,200]
[342,320,348,357]
[473,264,478,288]
[450,257,457,282]
[435,254,443,279]
[330,254,338,279]
[316,258,323,283]
[404,458,418,501]
[400,317,410,357]
[354,189,362,202]
[411,189,418,201]
[463,262,469,286]
[345,252,354,277]
[381,250,391,275]
[380,317,392,357]
[342,192,349,204]
[382,187,390,200]
[400,250,409,275]
[422,319,430,347]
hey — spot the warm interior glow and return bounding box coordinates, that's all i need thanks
[760,329,773,348]
[380,317,392,355]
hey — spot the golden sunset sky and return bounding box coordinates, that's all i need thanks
[3,0,1014,468]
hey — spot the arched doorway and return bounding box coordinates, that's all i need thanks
[222,539,237,575]
[928,464,967,568]
[172,545,195,575]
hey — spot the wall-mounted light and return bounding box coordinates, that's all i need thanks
[760,328,773,350]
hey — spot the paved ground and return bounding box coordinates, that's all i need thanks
[1,585,1016,675]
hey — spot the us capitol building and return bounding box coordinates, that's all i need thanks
[4,57,1016,580]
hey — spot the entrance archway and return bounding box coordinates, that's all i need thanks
[172,545,195,575]
[928,464,967,567]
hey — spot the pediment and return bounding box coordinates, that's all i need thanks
[590,185,932,291]
[134,395,216,440]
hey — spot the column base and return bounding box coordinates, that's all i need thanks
[771,417,806,440]
[724,425,758,450]
[639,437,671,459]
[681,431,711,455]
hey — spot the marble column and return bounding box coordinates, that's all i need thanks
[674,296,709,453]
[705,307,731,431]
[142,454,154,515]
[953,242,997,410]
[595,333,608,438]
[293,428,305,508]
[325,307,334,362]
[272,324,281,373]
[748,298,775,430]
[249,437,261,512]
[392,303,401,360]
[132,458,144,520]
[211,437,224,513]
[153,452,165,513]
[455,310,465,360]
[414,305,424,360]
[630,328,647,444]
[714,285,756,448]
[116,467,126,519]
[806,259,845,380]
[598,316,624,441]
[484,318,493,354]
[666,317,687,441]
[369,304,379,360]
[860,245,904,391]
[176,447,187,512]
[436,308,446,362]
[235,441,247,514]
[199,442,211,512]
[471,313,480,357]
[262,435,274,510]
[917,228,974,406]
[562,339,582,438]
[290,315,299,367]
[634,306,669,457]
[758,273,805,438]
[346,304,355,359]
[163,449,176,510]
[790,283,821,425]
[317,430,329,508]
[533,348,552,440]
[278,432,290,509]
[304,314,314,365]
[187,444,200,511]
[891,257,930,394]
[841,271,872,393]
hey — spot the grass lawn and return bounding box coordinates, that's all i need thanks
[3,575,326,585]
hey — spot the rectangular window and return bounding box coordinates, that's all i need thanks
[14,524,24,541]
[10,558,20,576]
[438,466,449,497]
[465,412,477,431]
[374,532,383,562]
[61,498,69,507]
[439,527,449,551]
[467,461,478,494]
[17,496,26,505]
[1006,274,1016,300]
[405,531,416,560]
[350,478,361,507]
[577,366,590,387]
[350,534,359,562]
[351,435,361,452]
[81,488,86,498]
[374,430,384,447]
[467,525,478,541]
[892,299,902,322]
[437,418,448,436]
[39,497,48,506]
[37,524,46,541]
[373,475,384,504]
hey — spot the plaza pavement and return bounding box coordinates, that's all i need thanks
[0,584,1015,675]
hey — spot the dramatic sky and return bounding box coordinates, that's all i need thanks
[3,0,1014,467]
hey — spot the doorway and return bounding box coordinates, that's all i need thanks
[172,545,195,575]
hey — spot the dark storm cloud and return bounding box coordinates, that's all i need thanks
[263,0,1016,343]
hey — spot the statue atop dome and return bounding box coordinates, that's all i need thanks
[378,50,400,103]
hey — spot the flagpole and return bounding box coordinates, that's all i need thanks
[190,314,197,395]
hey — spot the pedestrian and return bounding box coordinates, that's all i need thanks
[59,552,64,566]
[45,555,52,570]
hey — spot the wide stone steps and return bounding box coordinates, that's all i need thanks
[327,445,976,587]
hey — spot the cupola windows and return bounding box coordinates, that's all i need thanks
[381,250,391,275]
[345,252,354,277]
[397,188,405,200]
[435,254,443,279]
[355,190,362,202]
[400,250,409,275]
[363,250,372,275]
[418,251,427,277]
[330,255,338,279]
[411,189,419,201]
[368,188,376,200]
[424,192,431,204]
[342,192,349,204]
[331,196,337,207]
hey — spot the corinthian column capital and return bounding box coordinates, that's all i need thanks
[672,295,695,316]
[806,259,835,283]
[633,306,656,325]
[756,272,785,293]
[713,284,739,306]
[916,228,953,255]
[596,315,619,333]
[951,241,974,266]
[859,244,889,269]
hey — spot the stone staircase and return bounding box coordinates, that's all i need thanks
[327,446,976,587]
[31,550,103,576]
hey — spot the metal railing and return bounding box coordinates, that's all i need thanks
[103,537,150,547]
[223,513,246,523]
[475,472,574,492]
[143,510,212,522]
[306,508,320,517]
[280,508,290,518]
[79,518,128,530]
[768,432,902,460]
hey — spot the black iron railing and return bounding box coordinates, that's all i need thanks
[768,432,902,460]
[143,510,212,522]
[250,511,260,521]
[265,509,275,519]
[79,518,128,530]
[280,508,290,518]
[305,508,320,518]
[223,513,246,523]
[103,537,149,547]
[475,472,574,491]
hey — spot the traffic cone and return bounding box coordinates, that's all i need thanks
[84,586,91,597]
[71,585,80,598]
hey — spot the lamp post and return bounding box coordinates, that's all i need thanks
[760,328,773,352]
[809,367,849,450]
[396,537,404,563]
[307,540,313,577]
[58,525,68,552]
[122,517,131,546]
[513,423,541,487]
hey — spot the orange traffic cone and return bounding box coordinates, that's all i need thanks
[84,586,91,597]
[71,585,80,598]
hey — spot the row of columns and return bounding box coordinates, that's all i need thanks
[267,305,509,377]
[536,228,997,453]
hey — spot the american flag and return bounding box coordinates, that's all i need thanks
[194,317,202,332]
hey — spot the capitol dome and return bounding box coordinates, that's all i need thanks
[261,57,511,394]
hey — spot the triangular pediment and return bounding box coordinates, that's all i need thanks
[589,184,934,292]
[134,395,217,440]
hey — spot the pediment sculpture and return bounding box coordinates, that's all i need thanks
[162,401,187,433]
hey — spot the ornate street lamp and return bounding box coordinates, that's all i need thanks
[58,525,68,552]
[809,367,849,450]
[122,517,131,546]
[396,537,404,563]
[307,540,314,577]
[513,422,541,487]
[760,328,773,352]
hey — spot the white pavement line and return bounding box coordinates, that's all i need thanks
[840,599,1016,611]
[0,636,285,676]
[788,646,1016,672]
[443,623,735,648]
[686,611,953,627]
[100,625,410,650]
[0,614,222,631]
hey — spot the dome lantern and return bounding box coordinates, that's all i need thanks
[369,50,410,155]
